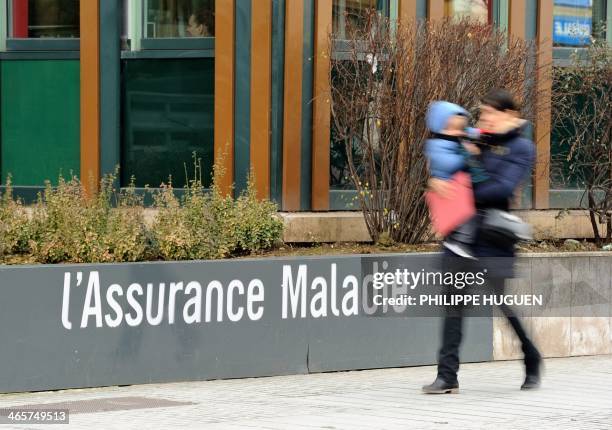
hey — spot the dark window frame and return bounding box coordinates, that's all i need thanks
[125,0,216,57]
[4,0,81,52]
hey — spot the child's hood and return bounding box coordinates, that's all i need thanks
[426,101,469,134]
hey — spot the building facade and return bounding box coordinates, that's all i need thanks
[0,0,610,210]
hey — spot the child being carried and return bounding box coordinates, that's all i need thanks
[424,101,487,259]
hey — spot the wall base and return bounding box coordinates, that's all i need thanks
[280,210,609,243]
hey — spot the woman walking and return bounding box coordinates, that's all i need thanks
[423,89,542,394]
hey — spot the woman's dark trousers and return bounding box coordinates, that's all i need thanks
[437,279,541,384]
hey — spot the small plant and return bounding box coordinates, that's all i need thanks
[152,155,236,260]
[234,174,284,254]
[0,175,33,259]
[152,154,284,261]
[29,174,93,263]
[29,171,150,263]
[103,176,151,262]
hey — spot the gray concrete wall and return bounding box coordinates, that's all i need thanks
[0,254,491,394]
[0,252,609,394]
[494,253,612,360]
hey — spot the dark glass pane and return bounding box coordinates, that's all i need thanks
[145,0,215,38]
[329,62,369,190]
[121,58,215,188]
[9,0,80,38]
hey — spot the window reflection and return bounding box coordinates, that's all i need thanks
[145,0,215,38]
[332,0,377,38]
[445,0,490,24]
[9,0,80,38]
[553,0,596,46]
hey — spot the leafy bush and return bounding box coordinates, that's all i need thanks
[29,173,150,264]
[234,176,284,253]
[152,158,283,260]
[153,156,236,260]
[0,157,283,264]
[0,176,33,259]
[101,178,152,262]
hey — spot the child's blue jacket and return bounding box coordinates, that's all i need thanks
[424,101,469,180]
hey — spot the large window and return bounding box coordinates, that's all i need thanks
[445,0,491,24]
[7,0,80,38]
[330,1,388,208]
[120,1,216,189]
[549,0,609,208]
[144,0,214,38]
[121,58,214,188]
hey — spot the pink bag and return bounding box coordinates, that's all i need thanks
[425,171,476,237]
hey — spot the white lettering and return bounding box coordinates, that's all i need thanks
[205,280,224,322]
[342,275,359,316]
[80,271,102,328]
[125,283,144,326]
[104,284,124,327]
[183,281,202,324]
[330,264,340,316]
[61,272,72,330]
[227,280,244,322]
[168,282,184,324]
[247,279,265,321]
[310,276,328,318]
[282,265,307,319]
[146,282,165,326]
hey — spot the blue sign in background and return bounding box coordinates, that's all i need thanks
[554,15,592,46]
[553,0,593,46]
[554,0,592,7]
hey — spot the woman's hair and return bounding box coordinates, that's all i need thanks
[192,8,215,35]
[481,89,519,112]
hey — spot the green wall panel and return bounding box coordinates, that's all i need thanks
[1,60,80,186]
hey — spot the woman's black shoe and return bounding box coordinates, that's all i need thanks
[522,354,543,390]
[422,377,459,394]
[521,374,541,390]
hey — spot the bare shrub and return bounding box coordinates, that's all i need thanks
[330,12,542,243]
[551,39,612,244]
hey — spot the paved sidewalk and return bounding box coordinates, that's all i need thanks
[1,356,611,430]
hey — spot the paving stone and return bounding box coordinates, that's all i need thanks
[0,356,611,429]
